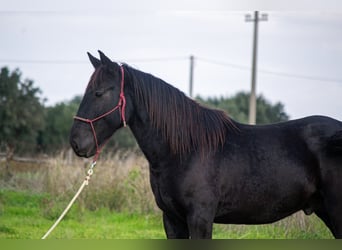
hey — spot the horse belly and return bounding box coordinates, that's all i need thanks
[214,195,307,225]
[214,170,316,224]
[214,205,299,225]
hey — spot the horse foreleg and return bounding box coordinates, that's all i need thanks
[186,209,215,239]
[163,213,189,239]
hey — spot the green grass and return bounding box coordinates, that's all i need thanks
[0,189,333,239]
[0,189,165,239]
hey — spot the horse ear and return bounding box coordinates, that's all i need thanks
[98,50,115,67]
[87,52,101,68]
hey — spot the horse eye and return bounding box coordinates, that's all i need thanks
[95,90,104,97]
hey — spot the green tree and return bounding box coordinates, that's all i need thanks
[107,128,138,152]
[39,96,81,153]
[0,67,45,159]
[197,92,289,124]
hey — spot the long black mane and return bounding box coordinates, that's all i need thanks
[124,65,234,157]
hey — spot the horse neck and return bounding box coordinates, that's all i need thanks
[124,69,174,164]
[128,106,176,166]
[125,66,233,165]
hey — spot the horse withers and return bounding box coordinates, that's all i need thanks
[70,51,342,239]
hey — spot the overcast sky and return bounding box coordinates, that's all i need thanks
[1,1,342,121]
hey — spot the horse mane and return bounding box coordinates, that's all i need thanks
[125,65,234,157]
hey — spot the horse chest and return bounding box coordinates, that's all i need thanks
[149,170,184,215]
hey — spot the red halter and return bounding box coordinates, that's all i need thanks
[73,65,126,161]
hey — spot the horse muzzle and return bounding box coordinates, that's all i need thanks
[69,134,96,158]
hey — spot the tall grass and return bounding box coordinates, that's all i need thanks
[0,151,158,216]
[0,151,333,238]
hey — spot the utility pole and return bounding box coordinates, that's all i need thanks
[189,55,194,98]
[245,11,268,125]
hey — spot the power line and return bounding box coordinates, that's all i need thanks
[0,10,68,15]
[197,57,250,71]
[253,68,342,83]
[0,56,187,65]
[0,59,88,64]
[1,56,341,84]
[197,57,342,84]
[126,56,188,63]
[0,10,121,16]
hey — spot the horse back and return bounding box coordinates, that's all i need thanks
[213,115,342,224]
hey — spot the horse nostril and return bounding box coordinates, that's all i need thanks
[74,142,79,151]
[70,138,79,152]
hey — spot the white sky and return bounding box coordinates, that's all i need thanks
[1,1,342,121]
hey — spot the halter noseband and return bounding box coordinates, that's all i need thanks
[73,65,126,161]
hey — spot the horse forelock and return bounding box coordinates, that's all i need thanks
[86,66,107,90]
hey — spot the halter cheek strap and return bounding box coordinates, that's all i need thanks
[73,65,126,161]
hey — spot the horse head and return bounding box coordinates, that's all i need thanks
[69,51,131,158]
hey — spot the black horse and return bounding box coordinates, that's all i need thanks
[70,51,342,239]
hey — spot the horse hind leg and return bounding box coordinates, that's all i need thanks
[302,192,337,237]
[315,162,342,238]
[316,132,342,238]
[325,192,342,239]
[314,205,336,237]
[315,200,342,238]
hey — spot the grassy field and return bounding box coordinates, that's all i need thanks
[0,190,333,239]
[0,153,334,239]
[0,189,165,239]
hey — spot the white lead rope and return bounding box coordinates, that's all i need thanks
[41,161,96,239]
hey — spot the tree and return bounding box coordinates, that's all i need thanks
[39,96,81,153]
[0,67,45,160]
[197,92,289,124]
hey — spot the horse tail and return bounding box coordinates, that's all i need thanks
[326,130,342,155]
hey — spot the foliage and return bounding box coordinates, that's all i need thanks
[0,66,290,155]
[39,96,81,152]
[107,128,138,152]
[0,67,45,156]
[197,92,289,124]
